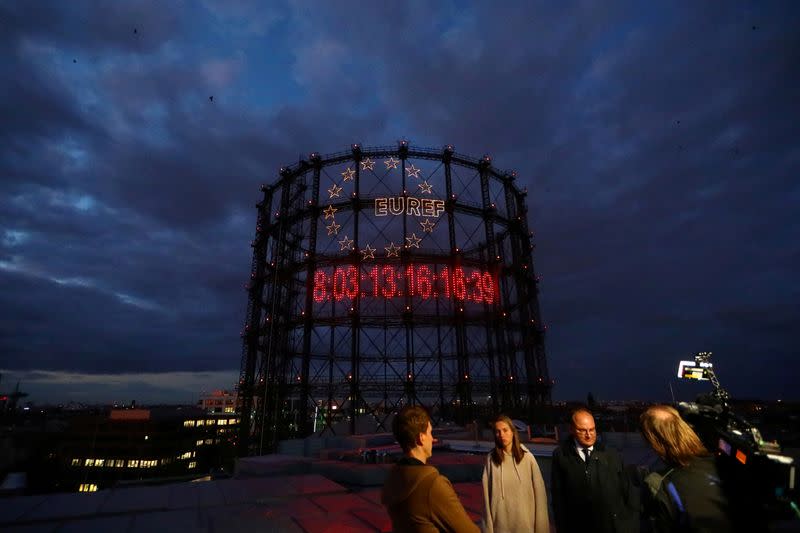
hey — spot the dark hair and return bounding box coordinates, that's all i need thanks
[392,405,431,453]
[640,405,709,467]
[490,415,525,465]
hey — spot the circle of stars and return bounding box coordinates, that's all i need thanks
[317,154,444,256]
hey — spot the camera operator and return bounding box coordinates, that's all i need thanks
[639,405,743,533]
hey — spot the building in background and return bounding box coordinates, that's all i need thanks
[198,390,237,414]
[51,406,239,492]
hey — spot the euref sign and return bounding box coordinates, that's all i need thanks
[374,197,446,218]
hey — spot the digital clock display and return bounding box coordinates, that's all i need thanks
[312,264,497,304]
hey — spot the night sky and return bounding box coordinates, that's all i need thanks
[1,1,798,405]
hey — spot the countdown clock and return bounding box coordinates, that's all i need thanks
[312,264,497,304]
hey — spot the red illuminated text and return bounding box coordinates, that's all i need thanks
[312,264,496,304]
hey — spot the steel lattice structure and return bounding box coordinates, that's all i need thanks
[237,143,551,455]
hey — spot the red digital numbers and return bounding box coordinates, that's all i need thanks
[416,266,432,299]
[311,264,498,305]
[452,268,466,300]
[313,270,328,303]
[331,266,358,301]
[382,266,396,298]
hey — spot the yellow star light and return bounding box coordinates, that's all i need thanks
[323,205,338,220]
[418,180,433,194]
[360,244,376,260]
[420,219,435,233]
[326,221,341,235]
[339,235,354,251]
[360,158,375,171]
[405,233,422,248]
[384,157,399,169]
[328,184,343,198]
[406,164,421,179]
[341,167,355,181]
[384,242,400,257]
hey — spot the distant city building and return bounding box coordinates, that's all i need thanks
[56,406,239,492]
[198,389,237,414]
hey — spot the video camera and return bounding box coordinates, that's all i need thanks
[675,352,797,519]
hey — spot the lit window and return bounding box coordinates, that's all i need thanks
[196,439,204,446]
[224,407,234,413]
[183,420,195,427]
[218,419,227,426]
[79,483,98,492]
[188,461,196,469]
[128,460,139,468]
[205,438,213,445]
[180,452,192,460]
[85,459,95,467]
[228,418,237,424]
[192,451,196,458]
[95,459,104,467]
[205,419,216,426]
[71,458,81,466]
[116,460,125,467]
[196,420,205,426]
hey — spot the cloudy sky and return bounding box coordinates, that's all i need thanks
[1,1,797,405]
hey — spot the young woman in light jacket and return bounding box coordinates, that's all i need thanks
[481,414,550,533]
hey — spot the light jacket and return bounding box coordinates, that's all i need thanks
[481,444,550,533]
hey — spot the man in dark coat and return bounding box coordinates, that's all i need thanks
[551,408,639,533]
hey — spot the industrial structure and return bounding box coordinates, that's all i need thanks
[237,143,551,455]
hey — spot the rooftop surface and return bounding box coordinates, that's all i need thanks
[3,435,795,532]
[0,449,533,532]
[1,473,402,532]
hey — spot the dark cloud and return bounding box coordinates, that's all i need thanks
[0,1,798,403]
[0,1,181,53]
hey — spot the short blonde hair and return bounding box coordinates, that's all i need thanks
[640,405,708,467]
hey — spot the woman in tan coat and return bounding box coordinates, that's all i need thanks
[481,415,550,533]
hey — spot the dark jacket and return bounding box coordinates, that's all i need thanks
[551,437,639,533]
[381,457,480,533]
[644,456,743,533]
